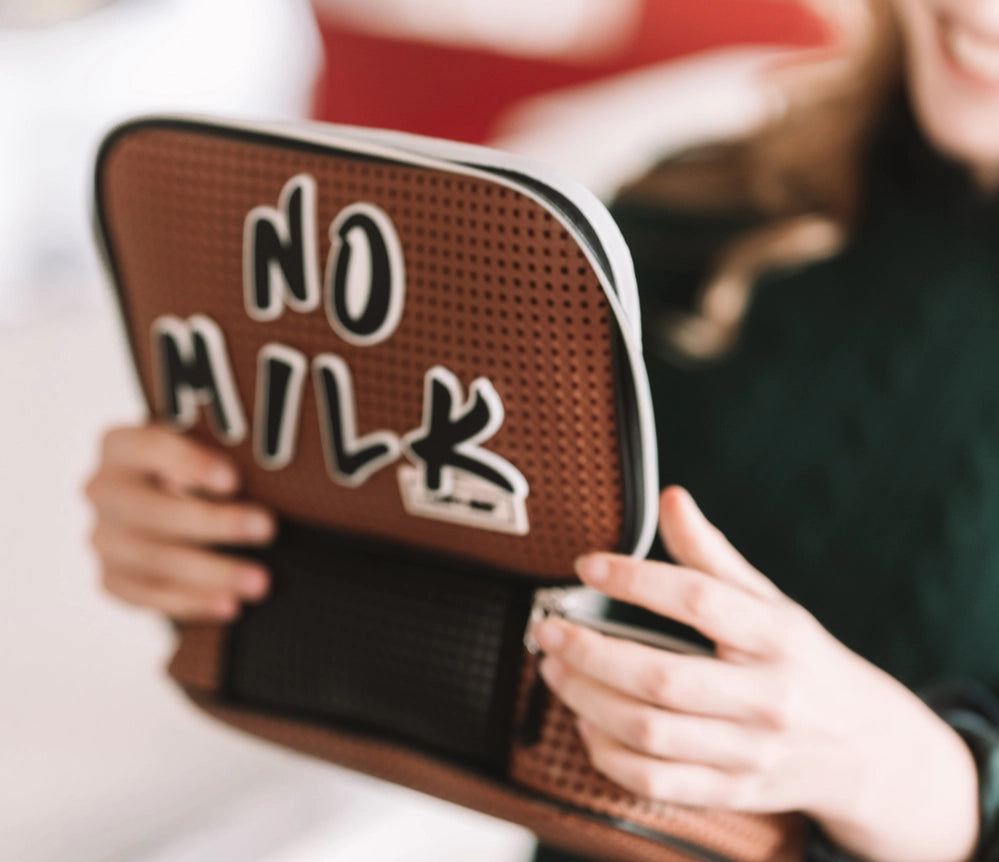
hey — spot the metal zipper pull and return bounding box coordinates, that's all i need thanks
[516,585,712,748]
[516,588,590,747]
[524,585,712,656]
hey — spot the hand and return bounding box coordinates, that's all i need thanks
[85,423,277,621]
[534,487,979,862]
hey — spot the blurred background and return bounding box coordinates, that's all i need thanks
[1,1,823,859]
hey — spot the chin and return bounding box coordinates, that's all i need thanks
[913,89,999,167]
[896,0,999,174]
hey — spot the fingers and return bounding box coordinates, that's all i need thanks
[573,553,784,657]
[86,472,276,546]
[533,619,776,723]
[91,524,270,599]
[86,422,277,623]
[539,654,769,771]
[576,721,751,810]
[657,486,782,600]
[98,424,239,496]
[101,566,243,622]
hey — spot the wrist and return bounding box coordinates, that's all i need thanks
[813,717,978,862]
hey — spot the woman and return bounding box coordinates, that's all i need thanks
[85,0,999,859]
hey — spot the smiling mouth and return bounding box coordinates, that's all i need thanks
[939,13,999,87]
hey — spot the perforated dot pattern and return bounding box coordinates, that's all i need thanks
[99,122,629,578]
[170,625,805,862]
[223,522,526,767]
[509,659,805,860]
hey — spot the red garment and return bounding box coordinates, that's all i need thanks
[311,0,826,143]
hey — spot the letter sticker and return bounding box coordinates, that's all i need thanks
[254,343,308,470]
[243,173,321,321]
[151,314,247,445]
[325,203,405,346]
[313,353,401,487]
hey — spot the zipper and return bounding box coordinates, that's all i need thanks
[517,586,712,747]
[524,586,713,657]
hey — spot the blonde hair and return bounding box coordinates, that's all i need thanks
[617,0,902,360]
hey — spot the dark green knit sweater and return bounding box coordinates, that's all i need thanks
[535,96,999,861]
[625,103,999,693]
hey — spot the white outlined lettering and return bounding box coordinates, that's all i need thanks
[402,366,528,498]
[253,343,308,470]
[243,173,321,321]
[151,314,247,445]
[324,202,405,346]
[313,353,402,487]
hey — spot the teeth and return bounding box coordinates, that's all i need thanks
[946,20,999,83]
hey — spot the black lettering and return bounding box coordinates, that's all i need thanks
[313,354,400,487]
[404,367,522,494]
[244,174,319,320]
[253,344,307,470]
[152,315,246,444]
[325,204,404,345]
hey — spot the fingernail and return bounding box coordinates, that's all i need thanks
[662,485,687,512]
[539,656,566,688]
[238,567,269,599]
[670,485,702,517]
[244,512,275,541]
[534,619,565,654]
[575,554,610,584]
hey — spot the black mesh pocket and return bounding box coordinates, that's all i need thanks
[223,521,535,771]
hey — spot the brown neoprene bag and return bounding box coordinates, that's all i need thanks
[94,115,806,862]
